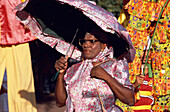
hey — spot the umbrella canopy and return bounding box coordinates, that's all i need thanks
[15,0,136,62]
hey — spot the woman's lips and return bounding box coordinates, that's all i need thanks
[83,50,91,53]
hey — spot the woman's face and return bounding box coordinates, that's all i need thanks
[81,33,105,59]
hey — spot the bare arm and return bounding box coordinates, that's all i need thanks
[54,56,68,107]
[91,63,135,106]
[104,73,135,106]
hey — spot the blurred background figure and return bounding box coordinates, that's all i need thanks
[0,0,37,112]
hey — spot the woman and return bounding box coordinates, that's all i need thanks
[55,29,135,112]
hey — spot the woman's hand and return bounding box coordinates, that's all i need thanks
[55,56,68,74]
[132,74,145,88]
[91,65,109,81]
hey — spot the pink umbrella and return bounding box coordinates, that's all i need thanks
[14,0,135,62]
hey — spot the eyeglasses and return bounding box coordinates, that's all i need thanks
[79,39,99,46]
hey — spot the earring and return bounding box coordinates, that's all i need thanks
[101,48,104,52]
[101,44,106,52]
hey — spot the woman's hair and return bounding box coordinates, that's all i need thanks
[86,26,129,59]
[77,20,129,59]
[87,27,109,44]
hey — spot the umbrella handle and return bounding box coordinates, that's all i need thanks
[51,70,60,81]
[51,29,78,81]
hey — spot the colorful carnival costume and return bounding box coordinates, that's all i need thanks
[130,64,154,112]
[118,0,170,111]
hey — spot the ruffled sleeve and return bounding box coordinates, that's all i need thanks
[101,59,134,90]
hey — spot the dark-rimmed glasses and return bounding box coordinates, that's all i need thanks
[79,39,99,46]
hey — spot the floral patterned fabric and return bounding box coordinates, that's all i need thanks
[64,47,134,112]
